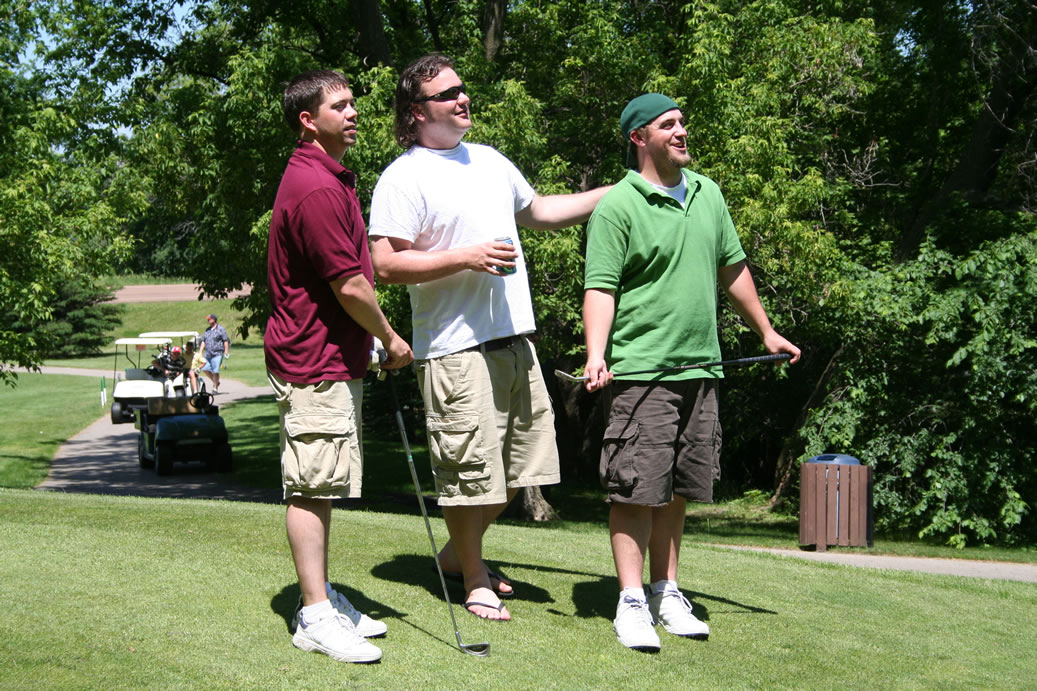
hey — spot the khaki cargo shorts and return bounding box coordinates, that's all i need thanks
[600,379,721,506]
[268,372,364,500]
[415,336,560,506]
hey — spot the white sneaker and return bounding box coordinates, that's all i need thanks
[291,592,387,638]
[648,587,710,639]
[292,612,382,663]
[613,594,661,652]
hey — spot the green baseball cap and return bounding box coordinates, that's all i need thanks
[620,93,680,167]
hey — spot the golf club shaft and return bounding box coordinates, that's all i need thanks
[557,352,792,382]
[386,372,489,656]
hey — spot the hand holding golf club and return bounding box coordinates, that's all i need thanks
[560,352,797,390]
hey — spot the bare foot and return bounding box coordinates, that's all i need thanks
[463,587,511,621]
[438,552,514,597]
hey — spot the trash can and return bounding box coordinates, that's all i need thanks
[799,454,873,551]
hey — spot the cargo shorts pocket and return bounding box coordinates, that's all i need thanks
[689,416,722,482]
[283,412,353,489]
[426,414,490,497]
[600,420,640,493]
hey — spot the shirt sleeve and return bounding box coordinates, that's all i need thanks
[715,194,746,268]
[294,187,366,282]
[502,155,536,213]
[369,171,423,243]
[584,203,628,292]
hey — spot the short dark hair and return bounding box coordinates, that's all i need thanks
[282,69,351,135]
[394,53,454,149]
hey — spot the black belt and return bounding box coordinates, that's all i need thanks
[467,335,523,353]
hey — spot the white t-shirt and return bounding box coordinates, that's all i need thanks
[369,143,537,359]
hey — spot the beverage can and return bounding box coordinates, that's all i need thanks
[494,236,517,275]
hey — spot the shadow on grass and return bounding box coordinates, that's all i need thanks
[271,580,441,646]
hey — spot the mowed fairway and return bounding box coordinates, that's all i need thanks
[1,489,1034,689]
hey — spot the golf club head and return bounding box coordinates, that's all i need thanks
[459,640,491,657]
[553,368,586,382]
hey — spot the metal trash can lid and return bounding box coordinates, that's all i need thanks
[806,453,861,465]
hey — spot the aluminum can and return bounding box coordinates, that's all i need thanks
[494,236,517,274]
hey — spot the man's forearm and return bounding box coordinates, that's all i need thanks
[718,261,775,339]
[583,288,616,360]
[516,186,613,230]
[331,272,400,344]
[372,244,474,284]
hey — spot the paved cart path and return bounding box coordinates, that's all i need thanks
[111,283,251,303]
[34,366,279,503]
[717,545,1037,583]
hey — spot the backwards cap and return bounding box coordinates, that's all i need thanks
[620,93,680,168]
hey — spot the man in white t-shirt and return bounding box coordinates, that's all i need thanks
[369,53,609,621]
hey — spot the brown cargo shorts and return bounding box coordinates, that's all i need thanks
[600,379,721,505]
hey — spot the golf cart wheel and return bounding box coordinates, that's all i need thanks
[110,401,128,425]
[154,441,174,475]
[137,433,154,469]
[214,443,233,473]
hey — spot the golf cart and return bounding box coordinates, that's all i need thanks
[109,332,233,475]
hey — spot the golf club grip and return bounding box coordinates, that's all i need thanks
[614,352,793,378]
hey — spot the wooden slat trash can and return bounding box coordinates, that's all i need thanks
[799,454,873,551]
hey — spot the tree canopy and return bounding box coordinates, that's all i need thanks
[6,0,1035,545]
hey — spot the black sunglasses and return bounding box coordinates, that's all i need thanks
[414,83,467,103]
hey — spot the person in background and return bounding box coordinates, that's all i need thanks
[184,340,205,393]
[200,314,230,393]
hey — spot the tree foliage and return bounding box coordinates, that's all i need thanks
[0,0,143,385]
[12,0,1036,544]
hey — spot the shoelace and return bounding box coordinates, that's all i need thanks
[660,590,693,613]
[621,596,655,625]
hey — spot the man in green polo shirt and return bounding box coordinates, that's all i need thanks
[582,93,801,652]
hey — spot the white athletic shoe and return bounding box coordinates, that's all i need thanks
[613,594,661,652]
[292,611,382,664]
[647,587,710,639]
[291,592,387,639]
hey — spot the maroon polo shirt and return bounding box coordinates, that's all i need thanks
[265,141,374,383]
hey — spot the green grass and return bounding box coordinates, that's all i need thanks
[1,488,1034,688]
[0,375,110,488]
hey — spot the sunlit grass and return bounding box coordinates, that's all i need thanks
[1,488,1035,688]
[0,374,109,487]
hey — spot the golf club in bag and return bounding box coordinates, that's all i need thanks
[386,370,491,657]
[554,352,793,382]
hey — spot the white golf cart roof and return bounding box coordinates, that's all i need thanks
[114,337,173,346]
[138,331,199,339]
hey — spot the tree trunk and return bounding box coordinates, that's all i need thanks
[507,486,558,522]
[898,3,1037,259]
[481,0,506,62]
[770,346,844,507]
[349,0,393,67]
[421,0,443,52]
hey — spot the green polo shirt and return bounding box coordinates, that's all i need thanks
[584,168,746,380]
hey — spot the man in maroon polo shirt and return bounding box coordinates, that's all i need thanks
[266,69,412,664]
